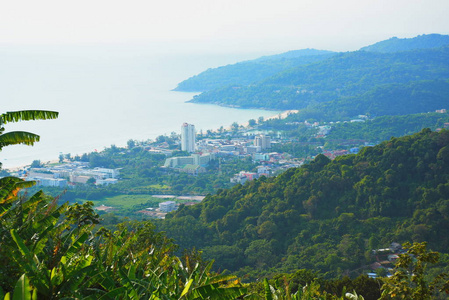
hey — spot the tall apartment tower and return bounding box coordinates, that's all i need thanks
[181,123,196,153]
[254,134,271,150]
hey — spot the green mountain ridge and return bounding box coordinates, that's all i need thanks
[325,112,449,142]
[157,129,449,279]
[360,33,449,53]
[284,79,449,122]
[177,34,449,121]
[175,34,449,94]
[174,49,336,92]
[187,46,449,116]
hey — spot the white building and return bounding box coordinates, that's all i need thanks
[163,153,215,168]
[96,178,119,186]
[30,177,68,188]
[159,201,177,212]
[181,123,196,153]
[254,135,271,150]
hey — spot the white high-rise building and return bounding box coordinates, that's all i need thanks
[181,123,196,152]
[254,135,271,150]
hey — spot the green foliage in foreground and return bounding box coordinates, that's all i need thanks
[2,108,449,299]
[0,110,58,165]
[0,177,247,299]
[380,242,449,299]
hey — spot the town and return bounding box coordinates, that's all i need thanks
[7,109,448,218]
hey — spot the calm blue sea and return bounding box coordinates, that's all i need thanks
[0,45,278,169]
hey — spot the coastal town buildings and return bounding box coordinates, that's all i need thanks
[23,162,120,187]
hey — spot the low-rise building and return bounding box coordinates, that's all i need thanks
[29,177,68,188]
[230,171,259,184]
[96,178,119,186]
[159,201,177,212]
[163,153,215,168]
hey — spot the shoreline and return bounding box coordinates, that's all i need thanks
[234,109,299,129]
[265,110,299,120]
[3,110,297,172]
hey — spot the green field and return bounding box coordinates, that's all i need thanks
[78,194,175,210]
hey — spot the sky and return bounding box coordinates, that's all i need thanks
[1,0,449,53]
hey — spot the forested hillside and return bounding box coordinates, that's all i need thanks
[284,80,449,121]
[174,49,335,92]
[325,112,449,142]
[188,47,449,111]
[157,129,449,279]
[360,34,449,53]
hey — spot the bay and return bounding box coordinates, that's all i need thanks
[0,45,279,169]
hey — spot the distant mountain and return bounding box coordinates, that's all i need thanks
[173,49,336,92]
[189,47,449,114]
[175,34,449,121]
[157,129,449,277]
[360,34,449,53]
[286,80,449,121]
[253,48,335,61]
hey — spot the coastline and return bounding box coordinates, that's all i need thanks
[0,49,282,171]
[265,110,299,121]
[223,109,298,130]
[3,110,297,172]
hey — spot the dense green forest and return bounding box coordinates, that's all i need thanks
[188,47,449,112]
[360,34,449,53]
[263,111,449,140]
[175,34,449,94]
[282,80,449,122]
[325,113,449,142]
[3,112,449,298]
[157,129,449,282]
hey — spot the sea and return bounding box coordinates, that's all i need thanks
[0,44,279,169]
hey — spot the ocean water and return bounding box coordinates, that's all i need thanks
[0,45,279,169]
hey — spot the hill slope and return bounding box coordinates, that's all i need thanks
[284,80,449,121]
[174,49,336,92]
[157,129,449,278]
[188,47,449,113]
[360,33,449,53]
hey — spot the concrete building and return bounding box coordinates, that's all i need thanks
[96,178,119,186]
[254,135,271,150]
[230,171,259,184]
[245,146,261,153]
[31,177,68,188]
[159,201,177,213]
[181,123,196,153]
[163,153,215,168]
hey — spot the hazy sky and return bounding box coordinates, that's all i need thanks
[1,0,448,53]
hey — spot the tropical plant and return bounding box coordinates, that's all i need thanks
[1,109,250,299]
[0,110,59,153]
[261,277,344,300]
[380,242,449,299]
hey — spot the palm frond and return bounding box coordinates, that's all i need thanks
[0,131,41,147]
[1,110,59,125]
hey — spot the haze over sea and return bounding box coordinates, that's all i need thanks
[1,45,279,169]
